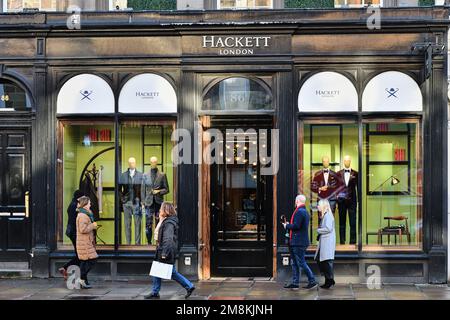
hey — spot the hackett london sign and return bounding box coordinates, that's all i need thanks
[202,35,272,55]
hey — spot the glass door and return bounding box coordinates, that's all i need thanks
[210,125,273,277]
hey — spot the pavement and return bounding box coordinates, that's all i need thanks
[0,278,450,300]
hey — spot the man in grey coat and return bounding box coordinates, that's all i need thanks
[141,156,169,245]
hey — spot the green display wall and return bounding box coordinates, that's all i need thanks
[62,123,174,247]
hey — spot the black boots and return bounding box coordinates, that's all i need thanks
[320,278,335,289]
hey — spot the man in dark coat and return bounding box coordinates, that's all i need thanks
[336,155,358,245]
[58,189,85,280]
[119,157,143,245]
[282,194,318,290]
[141,156,170,244]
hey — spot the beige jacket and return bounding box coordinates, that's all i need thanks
[76,212,98,261]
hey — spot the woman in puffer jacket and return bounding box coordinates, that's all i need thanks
[144,202,195,299]
[76,196,98,289]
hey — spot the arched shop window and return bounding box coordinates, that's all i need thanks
[203,77,272,111]
[362,71,423,112]
[118,73,177,114]
[298,71,358,113]
[0,79,32,111]
[57,74,115,114]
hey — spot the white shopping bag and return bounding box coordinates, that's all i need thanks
[149,261,173,280]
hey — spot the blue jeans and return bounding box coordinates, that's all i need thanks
[290,246,316,285]
[152,265,194,294]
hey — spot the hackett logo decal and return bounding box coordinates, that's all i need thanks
[202,35,272,56]
[136,92,160,99]
[80,90,93,101]
[316,90,340,98]
[386,88,399,98]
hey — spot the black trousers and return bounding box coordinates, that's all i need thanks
[337,199,357,244]
[80,259,97,282]
[318,259,334,281]
[63,235,81,270]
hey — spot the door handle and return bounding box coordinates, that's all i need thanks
[25,191,30,218]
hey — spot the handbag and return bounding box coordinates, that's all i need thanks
[149,261,173,280]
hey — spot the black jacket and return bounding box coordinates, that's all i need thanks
[141,169,169,206]
[65,198,78,240]
[156,215,179,264]
[119,169,143,205]
[336,169,358,203]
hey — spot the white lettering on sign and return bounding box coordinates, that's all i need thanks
[202,36,271,56]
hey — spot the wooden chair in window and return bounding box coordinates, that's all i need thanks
[377,216,411,245]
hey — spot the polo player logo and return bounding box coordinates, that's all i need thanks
[80,90,93,101]
[386,88,399,98]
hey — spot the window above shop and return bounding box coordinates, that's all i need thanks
[298,71,358,113]
[57,74,115,115]
[218,0,273,9]
[362,71,423,112]
[118,73,177,114]
[203,77,273,112]
[0,79,32,111]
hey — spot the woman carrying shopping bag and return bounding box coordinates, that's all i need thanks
[144,202,195,299]
[315,199,336,289]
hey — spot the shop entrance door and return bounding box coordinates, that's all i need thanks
[209,121,273,277]
[0,127,31,262]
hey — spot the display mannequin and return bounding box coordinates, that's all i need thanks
[141,156,170,245]
[311,156,340,215]
[337,155,358,245]
[119,157,143,245]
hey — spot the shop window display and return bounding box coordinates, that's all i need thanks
[299,119,422,251]
[58,121,175,250]
[59,122,116,248]
[300,122,359,250]
[362,120,422,250]
[119,122,175,248]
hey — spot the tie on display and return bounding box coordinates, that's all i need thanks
[345,169,350,173]
[323,169,329,173]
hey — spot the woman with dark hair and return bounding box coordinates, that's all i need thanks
[58,190,85,280]
[144,202,195,299]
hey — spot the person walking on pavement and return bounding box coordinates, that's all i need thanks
[76,196,99,289]
[58,190,84,280]
[315,199,336,289]
[144,202,195,299]
[282,194,318,290]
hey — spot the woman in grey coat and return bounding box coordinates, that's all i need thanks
[314,199,336,289]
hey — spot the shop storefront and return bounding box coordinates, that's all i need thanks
[0,7,448,283]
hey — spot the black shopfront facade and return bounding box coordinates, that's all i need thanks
[0,8,448,283]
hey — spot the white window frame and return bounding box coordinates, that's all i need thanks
[334,0,383,8]
[217,0,273,10]
[3,0,58,12]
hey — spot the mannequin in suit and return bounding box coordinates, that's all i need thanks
[141,156,169,245]
[311,156,340,215]
[337,155,358,245]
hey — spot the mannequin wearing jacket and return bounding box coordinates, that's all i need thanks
[311,156,341,215]
[141,156,169,245]
[336,155,358,245]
